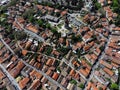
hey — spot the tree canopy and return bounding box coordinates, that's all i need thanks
[110,83,119,90]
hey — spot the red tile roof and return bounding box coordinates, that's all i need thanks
[52,72,59,80]
[0,70,5,79]
[103,67,114,76]
[46,59,54,66]
[69,69,76,77]
[26,24,39,34]
[19,77,30,89]
[100,60,112,69]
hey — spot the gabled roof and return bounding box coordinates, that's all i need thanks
[103,67,114,76]
[100,60,112,69]
[19,77,30,89]
[52,72,59,80]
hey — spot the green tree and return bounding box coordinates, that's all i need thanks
[57,46,70,55]
[72,34,82,43]
[77,0,84,9]
[45,46,53,55]
[112,0,119,7]
[0,0,17,12]
[14,31,27,40]
[37,19,43,26]
[70,79,77,85]
[29,15,35,23]
[98,87,103,90]
[110,83,119,90]
[95,2,101,10]
[79,83,84,89]
[22,9,35,19]
[114,15,120,26]
[99,45,104,51]
[111,0,120,14]
[46,23,51,29]
[99,8,106,17]
[51,28,58,34]
[56,67,61,72]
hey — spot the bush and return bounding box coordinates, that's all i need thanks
[70,79,77,85]
[45,47,53,55]
[99,45,104,51]
[72,34,82,43]
[114,15,120,26]
[98,87,103,90]
[51,28,58,34]
[95,2,101,10]
[14,31,27,40]
[57,46,70,55]
[22,9,35,19]
[37,19,44,26]
[79,83,84,89]
[110,83,119,90]
[46,23,51,29]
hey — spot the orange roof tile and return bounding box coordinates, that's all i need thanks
[100,60,112,69]
[19,77,30,89]
[46,69,52,76]
[61,10,67,16]
[79,69,88,77]
[74,73,80,79]
[36,5,43,10]
[29,79,40,90]
[52,50,60,56]
[86,68,90,74]
[88,41,94,47]
[91,54,97,60]
[26,24,39,33]
[46,59,54,66]
[30,70,42,79]
[22,49,28,56]
[0,71,5,79]
[25,40,32,49]
[111,62,119,68]
[69,69,76,77]
[83,45,91,51]
[87,82,92,90]
[83,34,91,40]
[13,21,22,30]
[11,56,17,62]
[17,17,25,24]
[103,67,114,76]
[113,27,120,31]
[92,84,98,90]
[52,72,59,80]
[10,61,24,78]
[112,59,120,65]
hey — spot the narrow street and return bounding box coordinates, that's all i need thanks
[61,58,87,80]
[20,59,66,90]
[0,36,66,90]
[0,64,21,90]
[0,37,15,55]
[84,30,111,90]
[15,18,45,42]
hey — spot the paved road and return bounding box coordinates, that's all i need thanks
[28,48,87,81]
[15,18,44,42]
[0,38,15,55]
[20,59,66,90]
[0,36,20,90]
[0,64,21,90]
[84,28,111,90]
[0,36,65,90]
[67,13,87,27]
[62,58,87,80]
